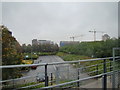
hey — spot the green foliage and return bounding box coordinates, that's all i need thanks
[38,52,57,56]
[59,39,119,58]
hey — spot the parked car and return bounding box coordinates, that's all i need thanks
[31,65,37,69]
[31,62,38,69]
[36,73,45,82]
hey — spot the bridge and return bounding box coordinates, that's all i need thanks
[0,48,120,89]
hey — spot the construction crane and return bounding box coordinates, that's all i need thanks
[89,29,105,41]
[70,35,84,41]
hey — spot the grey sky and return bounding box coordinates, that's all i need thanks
[0,2,2,24]
[2,2,118,45]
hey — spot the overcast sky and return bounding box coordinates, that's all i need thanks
[2,2,118,45]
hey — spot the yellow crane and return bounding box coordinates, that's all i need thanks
[70,35,84,41]
[89,29,105,41]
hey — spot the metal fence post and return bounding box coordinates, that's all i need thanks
[77,68,80,87]
[12,70,15,89]
[67,66,70,80]
[50,73,53,90]
[112,48,115,89]
[12,77,15,89]
[51,73,53,85]
[96,64,98,75]
[45,64,48,87]
[110,61,112,71]
[56,67,59,84]
[112,47,120,89]
[109,61,112,83]
[102,59,107,90]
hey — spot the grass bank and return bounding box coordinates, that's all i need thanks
[56,52,112,76]
[56,52,91,61]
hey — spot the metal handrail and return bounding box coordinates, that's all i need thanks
[0,63,47,68]
[1,57,119,84]
[1,71,56,83]
[15,70,120,89]
[39,71,118,89]
[1,56,120,89]
[1,56,120,69]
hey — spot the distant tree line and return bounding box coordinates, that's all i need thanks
[59,39,120,58]
[21,43,59,53]
[1,25,22,80]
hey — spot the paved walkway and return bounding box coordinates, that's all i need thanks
[80,76,112,88]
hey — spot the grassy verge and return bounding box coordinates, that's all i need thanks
[84,59,112,75]
[3,79,75,89]
[2,82,45,89]
[56,52,91,61]
[37,52,57,56]
[56,52,112,76]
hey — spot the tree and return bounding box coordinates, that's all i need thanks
[1,25,22,80]
[21,44,27,53]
